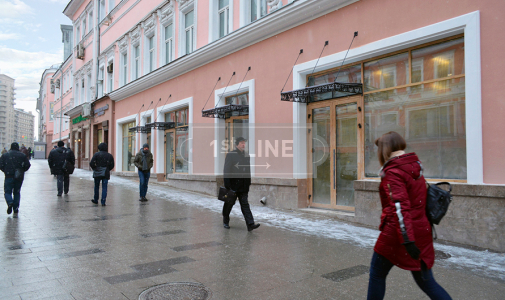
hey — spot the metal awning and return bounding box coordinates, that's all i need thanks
[128,126,149,133]
[281,82,362,103]
[145,122,176,130]
[202,104,249,119]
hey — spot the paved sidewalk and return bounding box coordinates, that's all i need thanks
[0,160,504,300]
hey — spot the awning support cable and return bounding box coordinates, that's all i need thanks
[153,94,171,123]
[334,31,358,82]
[232,67,251,99]
[215,72,235,108]
[281,49,303,93]
[202,77,221,112]
[306,41,328,87]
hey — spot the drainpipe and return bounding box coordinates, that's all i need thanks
[95,0,101,101]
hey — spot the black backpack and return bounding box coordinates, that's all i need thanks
[425,181,452,239]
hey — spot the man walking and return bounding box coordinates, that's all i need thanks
[222,137,260,231]
[90,143,115,206]
[48,141,74,196]
[134,143,154,202]
[0,142,31,216]
[20,144,29,158]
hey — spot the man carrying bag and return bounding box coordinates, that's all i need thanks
[90,143,115,206]
[48,141,74,196]
[222,137,260,231]
[0,142,31,216]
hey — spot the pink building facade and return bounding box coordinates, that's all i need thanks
[36,67,58,158]
[59,0,505,251]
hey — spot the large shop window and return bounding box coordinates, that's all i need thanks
[122,121,136,172]
[164,108,189,175]
[364,38,465,179]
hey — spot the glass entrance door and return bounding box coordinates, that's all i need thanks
[165,129,175,176]
[308,97,360,210]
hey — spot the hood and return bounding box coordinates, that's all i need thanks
[10,142,19,151]
[381,153,423,179]
[98,143,108,152]
[56,146,65,153]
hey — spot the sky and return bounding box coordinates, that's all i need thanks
[0,0,72,140]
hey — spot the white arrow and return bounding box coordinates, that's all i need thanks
[235,162,271,169]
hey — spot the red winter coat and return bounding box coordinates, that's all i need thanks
[374,153,435,271]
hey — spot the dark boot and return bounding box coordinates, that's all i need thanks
[247,223,260,231]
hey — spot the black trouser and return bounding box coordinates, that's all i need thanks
[57,174,70,195]
[222,192,254,225]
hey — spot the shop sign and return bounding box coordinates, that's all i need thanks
[94,104,109,117]
[72,115,88,124]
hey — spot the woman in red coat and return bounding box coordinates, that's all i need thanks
[367,132,451,300]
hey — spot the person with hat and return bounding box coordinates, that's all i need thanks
[222,137,260,231]
[134,143,154,202]
[48,141,74,196]
[0,142,31,216]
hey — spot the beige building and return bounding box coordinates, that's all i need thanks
[0,74,16,151]
[14,108,35,149]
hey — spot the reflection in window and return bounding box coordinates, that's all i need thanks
[307,64,361,101]
[364,78,466,179]
[122,121,136,171]
[364,52,409,91]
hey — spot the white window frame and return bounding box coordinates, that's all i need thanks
[98,65,104,98]
[291,11,482,184]
[179,1,197,56]
[80,79,85,104]
[87,73,92,101]
[161,22,174,65]
[108,0,115,13]
[88,11,93,32]
[155,97,194,175]
[119,51,128,86]
[213,79,256,176]
[209,0,233,42]
[107,57,114,93]
[131,44,141,80]
[144,34,156,74]
[239,0,266,27]
[76,26,80,43]
[115,113,138,172]
[100,0,106,21]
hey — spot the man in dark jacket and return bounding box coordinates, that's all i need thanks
[222,137,260,231]
[0,142,31,216]
[48,141,74,196]
[89,143,115,206]
[134,143,154,202]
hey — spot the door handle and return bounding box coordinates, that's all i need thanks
[333,149,336,190]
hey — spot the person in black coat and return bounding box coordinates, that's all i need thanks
[48,141,74,196]
[0,142,31,216]
[222,137,260,231]
[89,143,115,206]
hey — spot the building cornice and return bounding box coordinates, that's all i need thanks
[63,0,87,19]
[109,0,359,101]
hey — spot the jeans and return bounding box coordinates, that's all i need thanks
[138,171,150,198]
[222,192,254,225]
[94,178,108,204]
[367,252,452,300]
[4,178,23,210]
[56,174,70,195]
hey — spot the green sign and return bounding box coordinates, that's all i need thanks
[72,115,88,125]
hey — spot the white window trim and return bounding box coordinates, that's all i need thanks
[291,11,482,184]
[107,56,114,93]
[209,0,234,42]
[131,43,141,80]
[213,79,255,176]
[144,33,157,75]
[154,97,193,174]
[178,1,197,57]
[239,0,264,27]
[161,20,175,65]
[97,64,105,98]
[115,113,138,172]
[120,51,128,87]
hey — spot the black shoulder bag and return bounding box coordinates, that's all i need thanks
[218,187,236,204]
[426,182,452,226]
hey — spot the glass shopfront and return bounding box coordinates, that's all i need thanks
[164,108,189,175]
[122,121,136,172]
[306,36,466,210]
